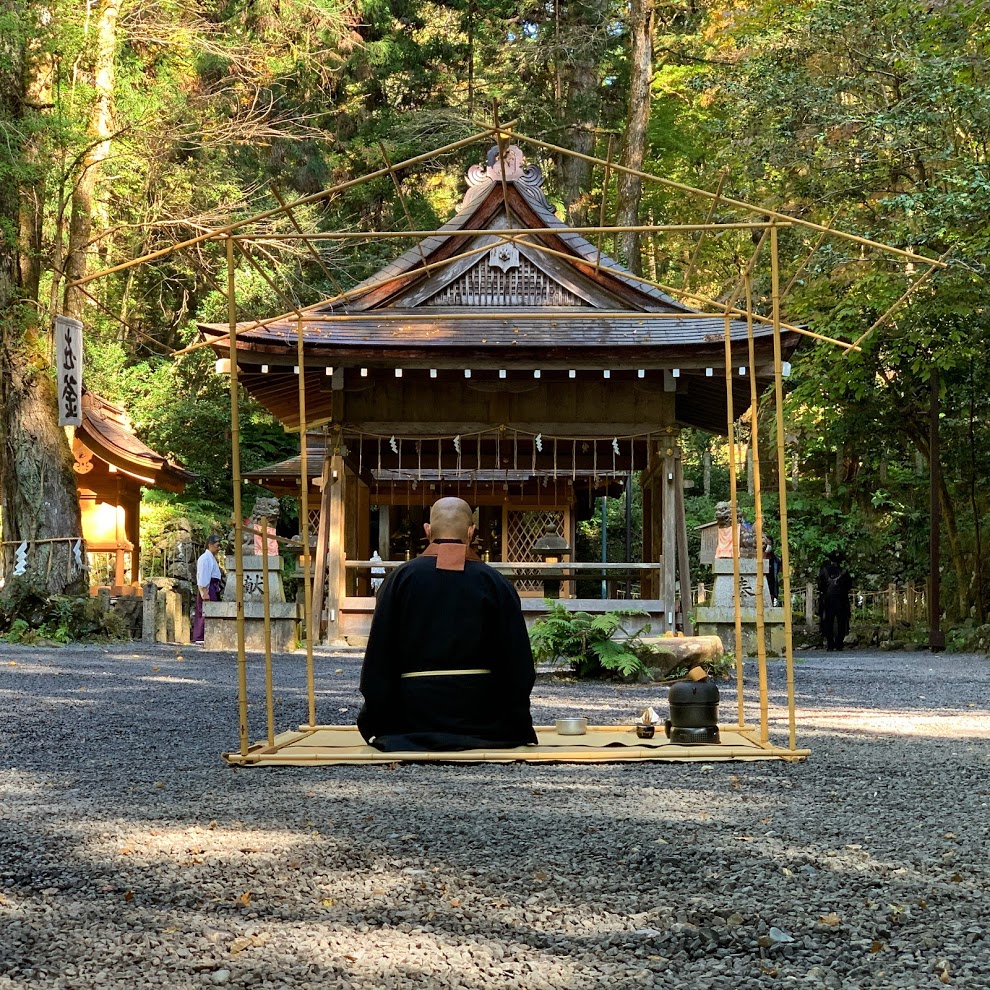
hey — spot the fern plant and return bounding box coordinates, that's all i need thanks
[529,602,652,678]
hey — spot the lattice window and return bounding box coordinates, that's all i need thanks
[425,255,588,307]
[505,509,565,593]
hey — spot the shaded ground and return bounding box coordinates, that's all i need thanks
[1,643,988,989]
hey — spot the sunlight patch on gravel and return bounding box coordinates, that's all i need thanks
[795,707,990,738]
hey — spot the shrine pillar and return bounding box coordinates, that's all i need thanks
[640,430,687,633]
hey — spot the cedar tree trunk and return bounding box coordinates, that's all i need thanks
[0,0,86,594]
[615,0,654,275]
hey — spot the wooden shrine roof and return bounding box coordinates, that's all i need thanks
[200,146,800,435]
[76,390,195,493]
[203,311,762,357]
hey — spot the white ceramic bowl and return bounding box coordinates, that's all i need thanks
[555,717,588,736]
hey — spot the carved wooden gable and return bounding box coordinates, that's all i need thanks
[423,248,590,308]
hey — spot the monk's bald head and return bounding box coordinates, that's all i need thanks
[427,497,475,541]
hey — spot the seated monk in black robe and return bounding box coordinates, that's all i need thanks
[357,497,538,752]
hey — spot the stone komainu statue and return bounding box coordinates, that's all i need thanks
[242,497,281,554]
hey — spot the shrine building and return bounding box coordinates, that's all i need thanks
[200,146,800,645]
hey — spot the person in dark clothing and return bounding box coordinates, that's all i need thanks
[764,535,782,607]
[817,553,852,651]
[357,497,538,752]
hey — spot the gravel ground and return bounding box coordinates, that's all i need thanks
[1,643,988,990]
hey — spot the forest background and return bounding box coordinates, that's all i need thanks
[1,0,989,628]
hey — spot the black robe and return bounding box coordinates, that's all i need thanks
[357,541,538,751]
[818,561,852,650]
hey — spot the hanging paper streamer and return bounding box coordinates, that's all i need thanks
[13,541,28,576]
[73,539,83,568]
[593,441,598,483]
[453,434,461,454]
[513,431,518,472]
[358,433,363,476]
[416,440,422,481]
[535,433,543,452]
[612,437,619,474]
[377,436,382,475]
[389,435,398,454]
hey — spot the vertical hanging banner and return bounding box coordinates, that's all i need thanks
[55,315,83,427]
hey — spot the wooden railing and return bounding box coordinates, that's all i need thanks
[690,580,927,627]
[789,582,927,626]
[343,559,662,600]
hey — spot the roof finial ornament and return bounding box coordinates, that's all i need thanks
[486,144,525,181]
[460,145,553,212]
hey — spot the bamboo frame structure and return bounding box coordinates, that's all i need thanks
[66,116,950,767]
[226,236,249,757]
[296,316,316,728]
[746,272,770,744]
[770,225,798,751]
[722,308,745,727]
[260,515,275,748]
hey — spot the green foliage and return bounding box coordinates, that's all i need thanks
[0,579,127,644]
[9,0,990,631]
[529,602,654,678]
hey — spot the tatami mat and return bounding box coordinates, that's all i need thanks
[224,724,809,765]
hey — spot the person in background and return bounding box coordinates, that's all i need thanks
[193,535,222,645]
[357,496,537,752]
[817,551,852,651]
[764,534,783,607]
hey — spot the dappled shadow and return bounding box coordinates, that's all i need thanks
[1,645,989,988]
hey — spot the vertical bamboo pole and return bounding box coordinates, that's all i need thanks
[745,273,769,743]
[296,317,316,727]
[683,169,729,291]
[770,224,797,750]
[260,515,275,747]
[227,236,249,756]
[723,311,744,727]
[595,135,615,273]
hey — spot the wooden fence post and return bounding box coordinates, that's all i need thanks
[905,581,915,623]
[805,582,815,628]
[888,581,898,626]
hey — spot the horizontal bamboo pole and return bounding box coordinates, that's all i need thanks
[233,221,789,240]
[171,235,514,357]
[515,235,860,351]
[225,746,812,764]
[780,208,842,301]
[499,126,949,269]
[70,124,511,288]
[267,309,779,322]
[842,247,954,353]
